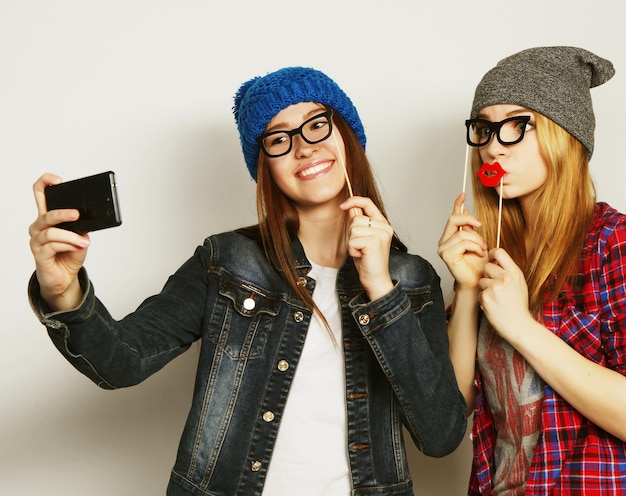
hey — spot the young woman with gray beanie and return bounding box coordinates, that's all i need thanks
[439,46,626,494]
[27,67,467,495]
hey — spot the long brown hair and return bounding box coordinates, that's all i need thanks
[471,112,595,313]
[238,108,406,326]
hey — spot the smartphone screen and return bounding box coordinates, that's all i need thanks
[44,171,122,233]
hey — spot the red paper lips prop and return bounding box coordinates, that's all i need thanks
[478,162,506,187]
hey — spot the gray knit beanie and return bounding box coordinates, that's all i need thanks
[470,46,615,156]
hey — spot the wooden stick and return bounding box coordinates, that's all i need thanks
[332,130,359,216]
[332,130,354,197]
[496,178,503,249]
[459,144,471,230]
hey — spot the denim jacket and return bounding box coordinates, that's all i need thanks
[29,231,466,496]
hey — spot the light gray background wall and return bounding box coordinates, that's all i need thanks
[2,1,624,494]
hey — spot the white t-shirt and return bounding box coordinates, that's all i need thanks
[262,261,351,495]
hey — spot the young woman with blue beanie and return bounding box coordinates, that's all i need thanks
[28,66,467,495]
[438,46,626,494]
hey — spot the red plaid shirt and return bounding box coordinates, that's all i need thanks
[470,203,626,495]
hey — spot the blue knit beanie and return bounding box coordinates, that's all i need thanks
[233,67,366,180]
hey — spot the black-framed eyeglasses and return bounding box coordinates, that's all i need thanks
[465,115,532,147]
[256,109,334,158]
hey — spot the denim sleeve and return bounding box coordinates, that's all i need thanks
[349,263,467,457]
[27,245,212,389]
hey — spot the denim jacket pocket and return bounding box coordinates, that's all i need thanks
[207,272,282,359]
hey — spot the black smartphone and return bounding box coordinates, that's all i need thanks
[44,171,122,233]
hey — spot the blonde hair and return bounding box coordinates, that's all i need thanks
[471,112,596,313]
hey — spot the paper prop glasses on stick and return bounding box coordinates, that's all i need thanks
[462,117,526,249]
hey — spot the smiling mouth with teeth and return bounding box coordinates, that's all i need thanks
[478,161,506,187]
[296,161,333,178]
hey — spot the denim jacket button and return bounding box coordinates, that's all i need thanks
[243,297,256,310]
[358,314,370,325]
[262,411,275,422]
[251,461,262,472]
[296,276,307,287]
[277,360,289,371]
[294,311,304,322]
